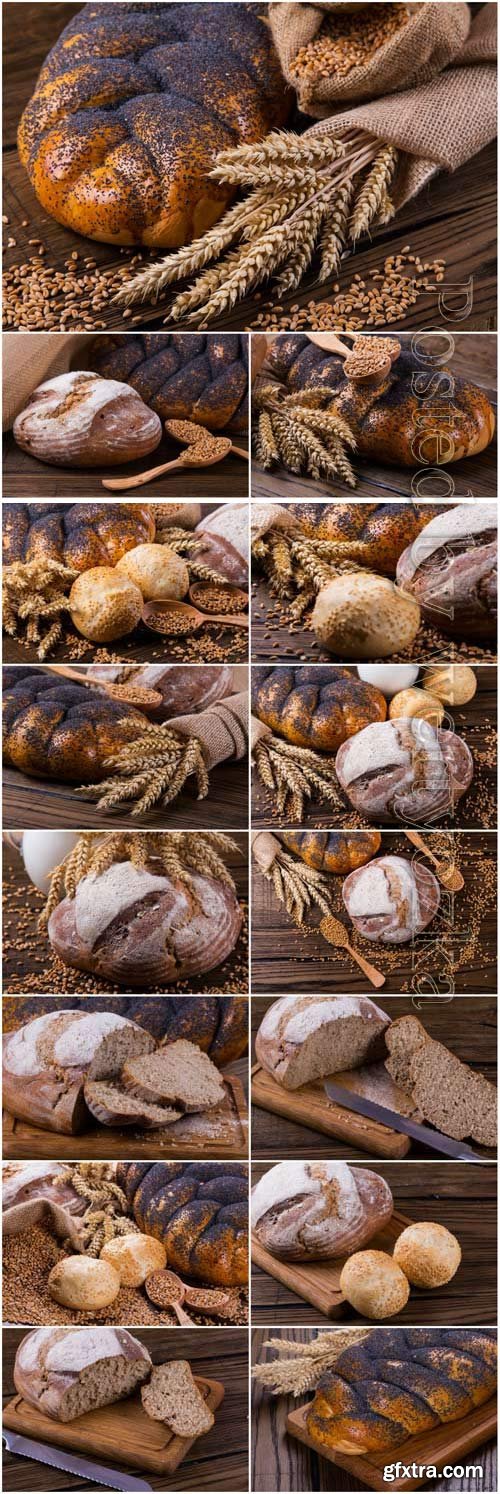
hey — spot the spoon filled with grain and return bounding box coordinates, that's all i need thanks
[320,913,386,988]
[143,598,249,635]
[101,435,233,491]
[43,663,162,711]
[145,1269,195,1324]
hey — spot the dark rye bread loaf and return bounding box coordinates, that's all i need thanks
[14,1327,151,1422]
[2,1009,155,1135]
[385,1016,498,1147]
[342,857,440,945]
[90,335,249,432]
[116,1162,248,1286]
[306,1329,497,1455]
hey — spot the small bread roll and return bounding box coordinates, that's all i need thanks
[48,1256,120,1310]
[70,568,143,642]
[101,1233,167,1287]
[388,687,444,726]
[339,1250,410,1319]
[422,665,477,707]
[393,1222,461,1288]
[116,544,189,602]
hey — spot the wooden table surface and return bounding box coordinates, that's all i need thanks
[2,835,249,996]
[251,1328,497,1494]
[3,756,249,831]
[3,1327,249,1492]
[3,501,249,667]
[251,1160,497,1326]
[251,830,497,995]
[3,430,249,502]
[3,7,496,335]
[251,335,497,502]
[251,663,497,831]
[251,995,497,1160]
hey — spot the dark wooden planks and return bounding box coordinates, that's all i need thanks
[3,430,249,501]
[3,757,249,831]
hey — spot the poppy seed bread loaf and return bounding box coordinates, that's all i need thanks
[251,666,386,751]
[116,1162,248,1286]
[90,334,249,432]
[3,503,155,571]
[18,4,289,248]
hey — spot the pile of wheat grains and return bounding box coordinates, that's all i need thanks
[291,4,410,83]
[252,250,446,331]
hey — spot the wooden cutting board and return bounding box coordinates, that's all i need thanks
[3,1377,225,1475]
[3,1075,248,1161]
[251,1063,411,1158]
[287,1396,497,1491]
[252,1210,413,1319]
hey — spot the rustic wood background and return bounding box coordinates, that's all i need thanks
[3,1327,249,1492]
[2,835,249,997]
[251,335,497,501]
[251,1327,497,1493]
[3,6,496,335]
[251,1160,496,1326]
[251,830,497,995]
[251,663,497,831]
[3,756,249,832]
[251,994,497,1160]
[3,430,249,502]
[3,502,249,666]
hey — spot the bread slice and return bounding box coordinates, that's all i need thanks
[141,1360,214,1436]
[84,1078,181,1130]
[122,1039,225,1112]
[385,1017,497,1148]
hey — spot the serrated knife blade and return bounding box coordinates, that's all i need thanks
[323,1079,484,1160]
[2,1431,153,1490]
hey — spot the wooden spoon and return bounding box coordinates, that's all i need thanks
[43,664,162,710]
[101,439,233,492]
[143,598,249,635]
[146,1269,194,1325]
[319,914,386,989]
[405,830,464,891]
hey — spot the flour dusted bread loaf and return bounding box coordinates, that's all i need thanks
[47,860,243,989]
[2,1009,155,1134]
[18,4,289,248]
[141,1360,214,1434]
[251,1162,393,1261]
[251,666,386,752]
[12,373,162,467]
[306,1329,497,1455]
[335,718,473,824]
[385,1015,498,1147]
[343,856,440,945]
[396,504,497,641]
[86,664,234,722]
[14,1326,151,1422]
[122,1040,225,1111]
[116,1162,248,1286]
[4,502,155,571]
[194,504,249,586]
[255,995,389,1091]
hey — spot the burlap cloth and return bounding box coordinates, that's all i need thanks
[2,331,94,429]
[4,1195,86,1250]
[270,3,497,208]
[171,691,248,770]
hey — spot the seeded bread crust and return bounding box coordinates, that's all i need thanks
[116,1162,248,1286]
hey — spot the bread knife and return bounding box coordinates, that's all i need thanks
[2,1431,153,1491]
[323,1080,484,1160]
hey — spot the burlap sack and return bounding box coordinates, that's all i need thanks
[171,691,248,770]
[4,1196,85,1250]
[307,4,497,208]
[269,2,470,109]
[2,331,94,429]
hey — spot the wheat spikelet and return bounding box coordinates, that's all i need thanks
[350,144,398,240]
[167,251,241,323]
[273,202,326,295]
[283,386,339,410]
[319,180,355,281]
[258,844,334,926]
[212,131,345,178]
[288,406,357,449]
[375,185,396,226]
[254,736,341,820]
[256,410,280,468]
[270,409,304,473]
[116,192,268,305]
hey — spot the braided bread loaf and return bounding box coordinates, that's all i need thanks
[252,666,386,752]
[160,997,247,1067]
[306,1329,497,1454]
[18,3,289,248]
[116,1162,248,1285]
[283,503,443,577]
[3,669,146,783]
[281,831,381,875]
[265,338,495,468]
[4,503,154,571]
[90,334,249,432]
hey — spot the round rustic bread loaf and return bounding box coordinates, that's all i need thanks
[343,856,440,945]
[3,503,155,571]
[69,569,143,643]
[251,666,386,751]
[255,995,389,1092]
[18,4,289,248]
[116,544,189,601]
[48,1257,121,1311]
[116,1162,248,1286]
[311,573,421,659]
[281,831,381,875]
[335,717,473,823]
[251,1161,393,1262]
[396,504,497,641]
[2,1008,156,1134]
[14,1326,152,1422]
[101,1233,167,1286]
[3,669,146,783]
[13,373,162,467]
[90,335,249,432]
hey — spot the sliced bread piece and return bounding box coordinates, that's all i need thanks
[122,1040,225,1112]
[385,1016,497,1148]
[141,1360,215,1435]
[84,1078,181,1130]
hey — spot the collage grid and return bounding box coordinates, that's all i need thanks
[1,3,498,1494]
